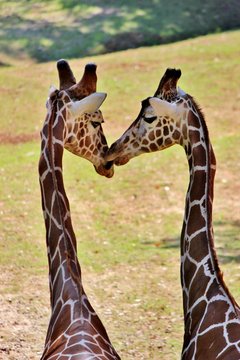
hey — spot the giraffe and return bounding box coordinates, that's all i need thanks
[106,68,240,359]
[39,59,120,359]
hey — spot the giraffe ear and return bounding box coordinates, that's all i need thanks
[68,92,107,117]
[149,97,178,118]
[48,85,58,97]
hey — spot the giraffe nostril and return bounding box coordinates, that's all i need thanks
[104,161,114,170]
[93,163,114,178]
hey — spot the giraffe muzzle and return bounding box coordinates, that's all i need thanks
[94,162,114,178]
[104,160,114,170]
[105,142,130,166]
[105,141,122,161]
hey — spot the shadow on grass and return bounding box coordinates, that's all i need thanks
[141,219,240,264]
[0,60,11,67]
[215,219,240,264]
[141,236,179,249]
[161,237,180,249]
[0,0,239,62]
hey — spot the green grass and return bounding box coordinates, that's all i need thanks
[0,142,45,272]
[1,30,240,138]
[0,31,240,359]
[0,0,239,63]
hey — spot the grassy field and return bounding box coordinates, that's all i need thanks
[0,0,239,63]
[0,30,240,359]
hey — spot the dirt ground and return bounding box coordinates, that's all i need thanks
[0,272,48,360]
[0,133,39,145]
[0,258,183,360]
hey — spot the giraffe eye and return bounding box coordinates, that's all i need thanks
[143,116,157,124]
[91,121,100,128]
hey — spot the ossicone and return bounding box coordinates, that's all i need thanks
[57,59,76,90]
[68,62,98,99]
[154,67,182,99]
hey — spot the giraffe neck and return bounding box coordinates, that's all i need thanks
[39,100,120,359]
[39,99,87,353]
[181,134,219,313]
[180,98,240,357]
[39,99,82,308]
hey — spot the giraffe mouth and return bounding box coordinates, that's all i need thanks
[113,156,130,166]
[105,154,130,166]
[104,160,114,170]
[94,163,114,178]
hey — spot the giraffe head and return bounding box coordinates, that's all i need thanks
[44,60,114,178]
[106,68,189,165]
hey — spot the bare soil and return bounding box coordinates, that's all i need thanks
[0,133,39,145]
[0,259,182,360]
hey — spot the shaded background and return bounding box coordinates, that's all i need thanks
[0,0,240,63]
